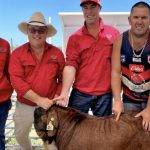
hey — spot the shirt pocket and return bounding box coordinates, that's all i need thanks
[22,61,36,77]
[97,40,113,59]
[79,42,93,63]
[80,48,91,62]
[47,59,59,78]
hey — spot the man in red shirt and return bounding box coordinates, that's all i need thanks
[0,38,13,150]
[9,12,64,150]
[55,0,119,116]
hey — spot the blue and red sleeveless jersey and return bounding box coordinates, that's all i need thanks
[121,31,150,101]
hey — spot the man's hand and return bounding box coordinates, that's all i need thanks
[135,108,150,131]
[36,97,54,110]
[113,100,124,121]
[24,90,54,110]
[53,94,68,107]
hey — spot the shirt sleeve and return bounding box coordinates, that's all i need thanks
[65,35,81,70]
[5,42,11,81]
[9,50,31,97]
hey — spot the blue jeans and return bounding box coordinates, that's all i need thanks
[68,88,112,116]
[0,99,11,150]
[122,94,147,111]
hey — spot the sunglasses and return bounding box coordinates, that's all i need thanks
[28,27,47,34]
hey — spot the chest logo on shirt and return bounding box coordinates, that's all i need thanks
[129,64,144,85]
[121,55,126,63]
[48,55,57,63]
[129,64,144,73]
[106,34,112,40]
[50,55,57,60]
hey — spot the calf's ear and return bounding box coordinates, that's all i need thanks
[47,108,58,137]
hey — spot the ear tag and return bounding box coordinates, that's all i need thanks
[47,121,54,131]
[51,117,54,121]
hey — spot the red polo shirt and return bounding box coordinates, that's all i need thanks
[0,38,13,102]
[66,19,120,95]
[9,42,65,106]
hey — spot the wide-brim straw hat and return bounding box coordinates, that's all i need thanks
[18,12,57,37]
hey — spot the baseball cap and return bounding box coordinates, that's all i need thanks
[80,0,102,7]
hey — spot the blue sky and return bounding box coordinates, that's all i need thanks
[0,0,150,47]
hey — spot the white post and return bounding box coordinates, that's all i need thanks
[48,17,52,44]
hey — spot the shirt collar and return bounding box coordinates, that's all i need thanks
[26,42,51,52]
[82,18,104,34]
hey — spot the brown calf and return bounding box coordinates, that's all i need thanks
[34,105,150,150]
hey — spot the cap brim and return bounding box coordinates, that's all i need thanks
[80,1,101,7]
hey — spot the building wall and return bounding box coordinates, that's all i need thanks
[59,12,130,53]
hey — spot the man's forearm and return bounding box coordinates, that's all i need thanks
[23,89,41,104]
[61,66,76,95]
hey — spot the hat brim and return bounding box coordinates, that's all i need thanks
[18,22,57,37]
[80,1,102,8]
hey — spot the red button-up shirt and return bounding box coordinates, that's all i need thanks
[0,38,13,102]
[66,19,120,95]
[9,42,65,106]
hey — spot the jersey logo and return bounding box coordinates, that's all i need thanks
[129,64,144,73]
[121,55,126,63]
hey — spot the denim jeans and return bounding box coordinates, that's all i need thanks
[68,88,112,116]
[122,94,147,111]
[0,99,11,150]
